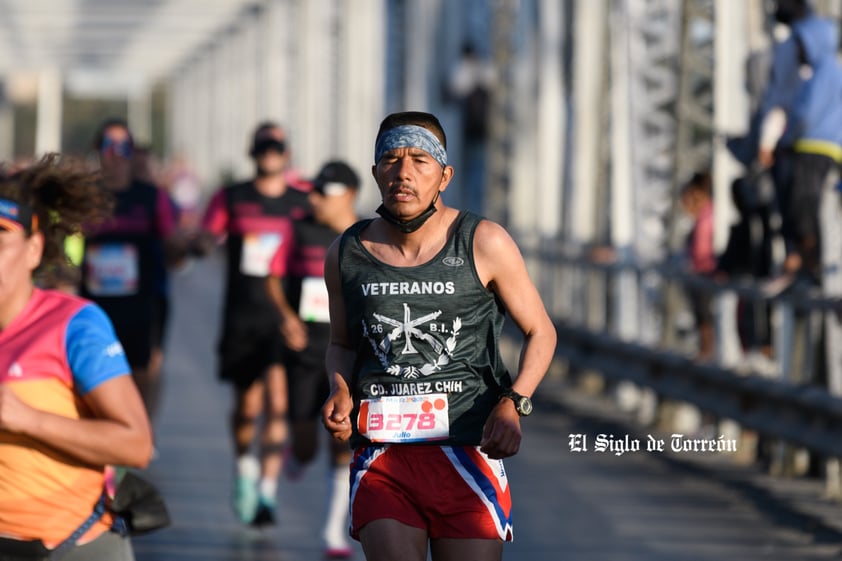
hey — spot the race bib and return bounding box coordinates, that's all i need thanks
[358,394,450,443]
[240,232,282,276]
[299,276,330,323]
[85,243,139,296]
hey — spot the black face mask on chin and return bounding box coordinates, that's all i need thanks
[376,192,440,234]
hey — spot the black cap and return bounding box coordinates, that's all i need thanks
[312,161,360,192]
[249,121,287,157]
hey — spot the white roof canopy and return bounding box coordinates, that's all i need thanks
[0,0,258,95]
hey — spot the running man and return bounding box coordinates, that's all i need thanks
[194,121,310,526]
[321,111,557,561]
[266,161,361,557]
[79,118,187,428]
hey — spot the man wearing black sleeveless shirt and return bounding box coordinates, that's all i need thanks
[321,112,557,561]
[80,118,185,430]
[266,160,360,558]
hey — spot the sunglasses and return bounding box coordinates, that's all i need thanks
[252,138,287,156]
[100,137,133,158]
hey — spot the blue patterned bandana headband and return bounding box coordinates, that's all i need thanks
[374,125,448,167]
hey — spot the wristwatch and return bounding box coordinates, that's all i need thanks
[500,389,533,417]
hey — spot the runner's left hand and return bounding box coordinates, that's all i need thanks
[479,400,522,459]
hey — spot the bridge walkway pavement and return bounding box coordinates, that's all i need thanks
[130,255,842,561]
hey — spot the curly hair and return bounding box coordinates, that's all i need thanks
[0,153,113,284]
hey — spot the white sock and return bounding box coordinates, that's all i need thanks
[237,455,260,479]
[259,477,277,500]
[323,466,351,548]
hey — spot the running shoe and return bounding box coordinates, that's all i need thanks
[251,495,277,527]
[233,474,259,524]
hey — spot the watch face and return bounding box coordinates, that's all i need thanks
[518,397,533,416]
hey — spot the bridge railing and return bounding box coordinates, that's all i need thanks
[523,242,842,463]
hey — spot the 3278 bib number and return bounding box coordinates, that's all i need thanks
[358,394,449,443]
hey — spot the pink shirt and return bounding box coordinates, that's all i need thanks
[689,201,716,274]
[0,289,129,545]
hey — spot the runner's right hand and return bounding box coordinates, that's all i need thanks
[322,376,353,441]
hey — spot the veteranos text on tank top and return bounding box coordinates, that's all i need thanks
[339,211,512,447]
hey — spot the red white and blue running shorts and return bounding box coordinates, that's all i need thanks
[349,444,513,541]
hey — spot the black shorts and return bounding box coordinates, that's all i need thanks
[789,152,837,246]
[687,286,713,327]
[97,298,155,368]
[284,324,330,421]
[150,294,170,350]
[217,322,286,389]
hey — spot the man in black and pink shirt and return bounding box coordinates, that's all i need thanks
[266,160,361,557]
[80,118,185,429]
[195,121,310,526]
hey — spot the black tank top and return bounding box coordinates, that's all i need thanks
[339,211,511,447]
[80,180,162,308]
[285,216,337,346]
[221,181,310,328]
